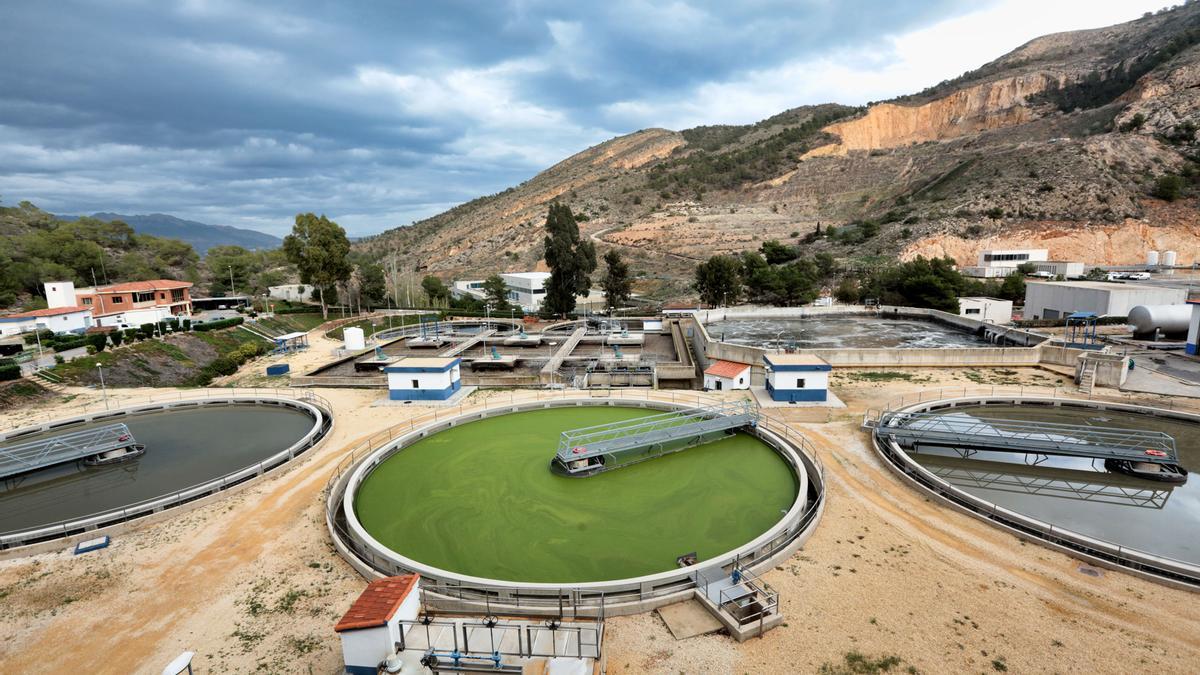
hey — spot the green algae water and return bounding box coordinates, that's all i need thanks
[354,407,798,583]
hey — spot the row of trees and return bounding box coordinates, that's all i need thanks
[695,248,1030,313]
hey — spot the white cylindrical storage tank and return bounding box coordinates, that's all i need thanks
[1128,304,1192,336]
[1146,250,1160,267]
[344,326,366,351]
[1163,250,1178,267]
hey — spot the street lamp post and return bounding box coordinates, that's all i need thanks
[228,266,235,296]
[96,363,108,410]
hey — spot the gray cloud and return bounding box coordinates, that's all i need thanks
[1,0,1008,237]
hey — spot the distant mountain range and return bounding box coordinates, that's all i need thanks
[61,212,281,254]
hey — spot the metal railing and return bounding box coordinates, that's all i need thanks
[875,411,1178,463]
[554,399,757,461]
[323,389,826,610]
[396,617,602,661]
[0,422,136,479]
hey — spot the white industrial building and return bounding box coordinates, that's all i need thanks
[1024,281,1189,319]
[960,248,1049,278]
[268,284,315,303]
[453,272,608,312]
[0,306,94,337]
[1187,301,1200,356]
[1030,260,1085,278]
[385,357,462,401]
[958,297,1013,324]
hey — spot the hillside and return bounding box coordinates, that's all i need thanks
[64,212,281,254]
[356,4,1200,300]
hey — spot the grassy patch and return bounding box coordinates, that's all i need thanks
[841,371,929,383]
[819,651,914,674]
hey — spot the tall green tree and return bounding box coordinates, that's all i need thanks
[421,275,452,304]
[693,255,742,307]
[542,203,596,316]
[600,250,633,312]
[281,213,352,318]
[480,274,511,310]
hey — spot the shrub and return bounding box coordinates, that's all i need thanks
[182,319,192,331]
[123,328,139,343]
[1152,174,1185,202]
[23,329,54,346]
[0,364,21,381]
[87,333,107,353]
[54,355,65,364]
[52,337,87,352]
[193,317,244,332]
[208,356,239,376]
[110,331,123,348]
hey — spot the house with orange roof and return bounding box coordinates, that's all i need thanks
[0,305,94,337]
[334,574,421,675]
[703,359,750,391]
[45,280,192,328]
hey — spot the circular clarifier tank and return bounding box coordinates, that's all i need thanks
[347,405,803,584]
[0,397,329,543]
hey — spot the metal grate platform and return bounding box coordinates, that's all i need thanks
[878,411,1178,464]
[553,401,758,475]
[0,423,138,479]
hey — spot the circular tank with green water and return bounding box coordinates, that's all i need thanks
[350,405,801,584]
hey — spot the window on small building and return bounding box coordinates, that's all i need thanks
[133,291,155,303]
[159,292,166,300]
[964,308,980,315]
[112,296,124,304]
[172,289,184,302]
[82,298,92,305]
[797,378,806,388]
[412,379,419,388]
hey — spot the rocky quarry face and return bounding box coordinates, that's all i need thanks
[357,5,1200,296]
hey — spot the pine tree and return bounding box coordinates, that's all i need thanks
[542,203,596,316]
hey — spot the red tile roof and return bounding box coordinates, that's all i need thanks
[704,360,749,379]
[93,280,192,293]
[334,574,419,633]
[1,306,91,319]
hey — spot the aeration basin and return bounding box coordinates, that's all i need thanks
[329,398,823,614]
[0,394,332,548]
[873,396,1200,588]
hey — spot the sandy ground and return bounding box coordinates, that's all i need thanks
[1,356,1198,674]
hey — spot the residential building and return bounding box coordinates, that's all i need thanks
[958,297,1013,324]
[0,306,94,337]
[45,280,192,328]
[960,248,1049,278]
[1024,281,1188,320]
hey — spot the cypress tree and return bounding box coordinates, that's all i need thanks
[542,203,596,316]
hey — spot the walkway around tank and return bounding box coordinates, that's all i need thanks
[0,423,137,479]
[869,410,1178,464]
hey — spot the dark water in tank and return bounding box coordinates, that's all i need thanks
[0,405,315,534]
[908,404,1200,565]
[706,317,988,349]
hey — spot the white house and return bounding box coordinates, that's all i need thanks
[703,360,751,391]
[763,354,831,402]
[961,248,1049,278]
[268,284,315,303]
[0,306,94,337]
[958,297,1013,324]
[385,357,462,401]
[334,574,421,675]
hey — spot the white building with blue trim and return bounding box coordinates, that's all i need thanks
[385,357,462,401]
[763,354,831,402]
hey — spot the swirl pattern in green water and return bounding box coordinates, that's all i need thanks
[354,407,798,583]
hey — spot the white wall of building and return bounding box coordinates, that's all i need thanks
[703,369,750,391]
[268,284,314,302]
[959,297,1013,324]
[767,369,829,391]
[95,306,174,329]
[976,249,1048,267]
[1024,282,1189,319]
[44,281,77,309]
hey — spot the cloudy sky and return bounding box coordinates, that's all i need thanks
[0,0,1175,238]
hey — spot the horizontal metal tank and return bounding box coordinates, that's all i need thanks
[1128,304,1192,336]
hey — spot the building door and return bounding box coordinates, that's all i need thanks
[715,380,723,390]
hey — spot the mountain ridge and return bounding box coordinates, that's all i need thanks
[59,212,281,254]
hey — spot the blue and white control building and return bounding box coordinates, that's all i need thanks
[385,357,462,401]
[1187,300,1200,356]
[763,354,831,402]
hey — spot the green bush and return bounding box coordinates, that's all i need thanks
[23,330,54,346]
[123,328,139,343]
[1152,174,1185,202]
[52,337,87,352]
[182,319,192,331]
[208,356,239,376]
[110,331,124,348]
[193,317,245,332]
[87,333,107,353]
[0,364,21,381]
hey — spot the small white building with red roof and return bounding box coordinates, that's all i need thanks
[703,359,751,391]
[0,305,94,337]
[334,574,421,675]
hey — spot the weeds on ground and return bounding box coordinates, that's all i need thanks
[819,651,915,674]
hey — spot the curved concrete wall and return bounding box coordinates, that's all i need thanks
[0,393,334,550]
[871,395,1200,590]
[327,398,825,616]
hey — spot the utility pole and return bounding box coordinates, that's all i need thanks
[97,363,108,410]
[228,266,235,296]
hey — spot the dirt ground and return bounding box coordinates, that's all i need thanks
[1,357,1198,674]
